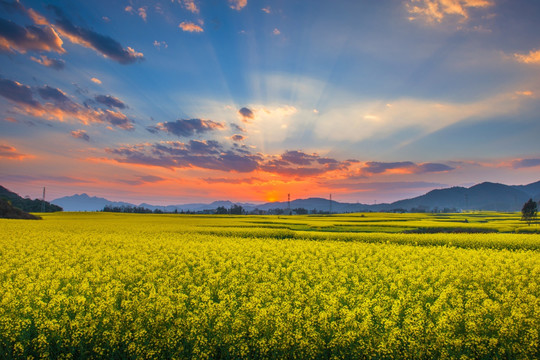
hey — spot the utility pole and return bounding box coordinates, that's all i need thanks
[329,194,332,214]
[41,187,46,212]
[288,193,291,215]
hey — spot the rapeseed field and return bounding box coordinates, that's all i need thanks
[0,213,538,359]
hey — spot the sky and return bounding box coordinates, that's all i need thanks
[1,0,540,205]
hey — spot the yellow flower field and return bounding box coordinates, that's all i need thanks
[0,213,539,359]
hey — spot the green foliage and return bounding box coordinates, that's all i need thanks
[0,186,62,213]
[521,198,538,226]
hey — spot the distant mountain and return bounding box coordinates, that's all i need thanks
[0,185,62,212]
[52,193,133,211]
[512,180,540,199]
[390,182,530,212]
[50,180,540,213]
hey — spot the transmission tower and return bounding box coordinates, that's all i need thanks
[41,187,46,212]
[288,193,291,215]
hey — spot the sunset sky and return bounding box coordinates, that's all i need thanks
[1,0,540,205]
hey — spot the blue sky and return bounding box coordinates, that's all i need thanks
[1,0,540,204]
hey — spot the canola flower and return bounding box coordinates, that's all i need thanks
[0,213,539,359]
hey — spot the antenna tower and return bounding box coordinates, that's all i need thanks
[41,187,46,212]
[288,193,291,215]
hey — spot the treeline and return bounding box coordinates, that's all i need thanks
[102,205,168,213]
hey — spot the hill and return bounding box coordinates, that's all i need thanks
[0,198,41,219]
[0,186,62,213]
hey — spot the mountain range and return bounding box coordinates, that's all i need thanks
[51,180,540,213]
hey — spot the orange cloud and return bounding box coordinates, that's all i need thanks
[0,145,32,160]
[91,77,102,84]
[229,0,247,10]
[514,49,540,65]
[181,0,200,14]
[407,0,493,23]
[179,22,204,32]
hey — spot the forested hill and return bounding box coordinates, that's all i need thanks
[0,186,62,213]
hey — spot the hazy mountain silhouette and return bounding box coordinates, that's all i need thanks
[50,180,540,213]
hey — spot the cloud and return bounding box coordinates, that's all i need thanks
[179,21,203,32]
[107,141,261,172]
[30,55,65,70]
[406,0,493,23]
[272,28,280,35]
[0,144,30,160]
[150,119,225,137]
[180,0,200,14]
[262,6,271,14]
[138,7,148,22]
[203,177,262,184]
[71,129,90,141]
[0,17,64,54]
[229,0,247,10]
[323,180,447,192]
[514,49,540,65]
[91,77,102,84]
[94,95,126,109]
[260,150,350,177]
[511,158,540,169]
[0,77,40,106]
[117,175,166,186]
[0,174,88,184]
[153,40,168,49]
[231,134,245,141]
[238,107,254,122]
[0,77,134,130]
[49,6,144,64]
[362,161,454,175]
[230,123,246,133]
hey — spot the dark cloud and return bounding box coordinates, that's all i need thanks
[363,161,416,174]
[0,77,40,106]
[30,55,65,70]
[281,150,318,166]
[512,158,540,169]
[94,95,126,109]
[416,163,454,173]
[71,130,90,141]
[0,17,64,54]
[37,85,79,112]
[49,6,144,64]
[107,141,261,173]
[230,123,246,132]
[238,107,254,122]
[231,134,245,141]
[0,77,134,130]
[188,139,222,155]
[155,119,225,137]
[0,0,26,13]
[102,110,134,130]
[362,161,454,175]
[260,151,349,177]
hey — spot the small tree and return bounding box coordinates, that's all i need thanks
[521,198,538,226]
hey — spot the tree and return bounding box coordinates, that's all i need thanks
[521,198,538,226]
[215,206,228,214]
[229,204,244,215]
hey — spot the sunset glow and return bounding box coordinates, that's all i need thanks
[1,0,539,205]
